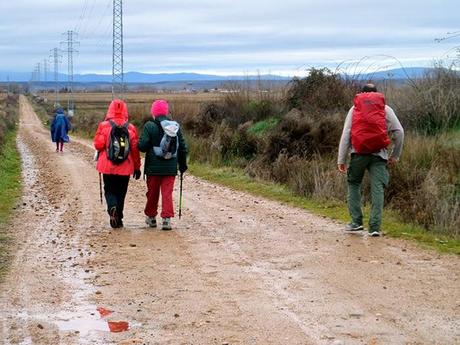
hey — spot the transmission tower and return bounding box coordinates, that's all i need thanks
[62,30,79,116]
[112,0,124,99]
[36,63,41,82]
[50,48,62,106]
[43,58,49,82]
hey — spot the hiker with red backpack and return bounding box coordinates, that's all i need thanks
[337,84,404,237]
[93,99,142,228]
[138,99,188,231]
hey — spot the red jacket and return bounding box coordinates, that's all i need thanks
[93,100,141,175]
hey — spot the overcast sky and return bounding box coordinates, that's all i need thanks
[0,0,458,76]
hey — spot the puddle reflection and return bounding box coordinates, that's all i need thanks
[56,307,130,335]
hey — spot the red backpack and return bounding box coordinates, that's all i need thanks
[351,92,390,154]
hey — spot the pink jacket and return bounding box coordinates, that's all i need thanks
[93,100,141,175]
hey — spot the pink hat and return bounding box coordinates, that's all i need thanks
[151,99,169,117]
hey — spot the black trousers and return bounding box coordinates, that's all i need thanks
[103,174,130,219]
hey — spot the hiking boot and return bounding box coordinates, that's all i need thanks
[345,223,364,232]
[161,218,172,231]
[109,207,119,229]
[369,230,382,237]
[145,216,157,228]
[118,219,124,228]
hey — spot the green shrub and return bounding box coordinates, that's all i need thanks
[248,117,280,136]
[286,68,359,112]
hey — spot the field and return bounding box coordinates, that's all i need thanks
[37,91,222,137]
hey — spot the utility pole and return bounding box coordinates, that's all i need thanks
[62,30,79,116]
[112,0,124,99]
[34,63,41,93]
[43,58,49,82]
[36,63,41,82]
[50,48,62,106]
[6,75,10,94]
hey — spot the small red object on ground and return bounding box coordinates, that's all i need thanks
[96,307,114,318]
[108,321,129,333]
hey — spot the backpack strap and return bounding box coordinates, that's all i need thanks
[153,119,165,146]
[109,119,129,128]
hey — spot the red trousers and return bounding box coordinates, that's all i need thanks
[145,175,176,218]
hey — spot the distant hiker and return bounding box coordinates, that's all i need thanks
[138,99,188,231]
[50,107,71,152]
[93,99,142,228]
[337,84,404,237]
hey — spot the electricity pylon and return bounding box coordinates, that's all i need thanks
[43,58,49,82]
[50,48,62,106]
[112,0,124,99]
[62,30,79,116]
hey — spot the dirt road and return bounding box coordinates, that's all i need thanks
[0,96,459,345]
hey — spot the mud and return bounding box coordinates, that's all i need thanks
[0,96,459,344]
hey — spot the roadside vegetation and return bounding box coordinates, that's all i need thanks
[28,66,460,253]
[179,67,460,250]
[0,94,21,276]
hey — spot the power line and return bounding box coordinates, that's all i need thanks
[85,0,112,41]
[74,0,89,33]
[79,0,97,38]
[96,19,114,47]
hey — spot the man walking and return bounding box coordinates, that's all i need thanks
[337,84,404,236]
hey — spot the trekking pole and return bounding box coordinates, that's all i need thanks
[179,172,184,219]
[99,173,103,205]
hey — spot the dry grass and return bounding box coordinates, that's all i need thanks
[42,92,222,104]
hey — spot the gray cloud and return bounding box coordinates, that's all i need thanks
[0,0,458,75]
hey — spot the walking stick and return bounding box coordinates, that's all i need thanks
[179,172,184,219]
[99,173,103,205]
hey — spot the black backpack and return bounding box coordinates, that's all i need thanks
[107,120,130,164]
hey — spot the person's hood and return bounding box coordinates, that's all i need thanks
[105,99,128,122]
[55,107,65,115]
[151,99,169,118]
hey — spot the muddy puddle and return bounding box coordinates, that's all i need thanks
[55,307,131,335]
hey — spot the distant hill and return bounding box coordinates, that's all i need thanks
[0,71,291,83]
[354,67,434,80]
[0,67,439,83]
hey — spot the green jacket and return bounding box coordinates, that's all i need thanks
[138,116,188,176]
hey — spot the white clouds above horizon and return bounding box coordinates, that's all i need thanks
[0,0,458,76]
